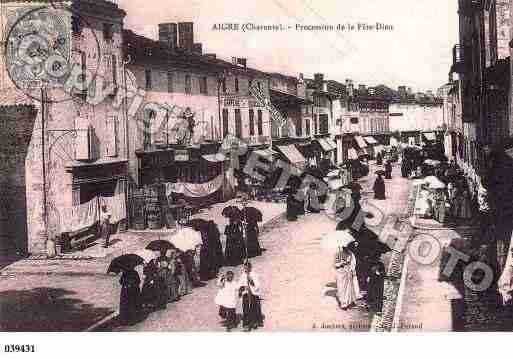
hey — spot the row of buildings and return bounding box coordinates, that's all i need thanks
[0,0,444,255]
[439,0,513,281]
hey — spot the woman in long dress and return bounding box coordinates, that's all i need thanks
[245,220,262,259]
[207,221,224,275]
[176,251,193,296]
[367,261,385,313]
[153,250,171,309]
[373,174,386,200]
[167,249,180,302]
[119,269,141,322]
[334,246,360,310]
[224,218,246,266]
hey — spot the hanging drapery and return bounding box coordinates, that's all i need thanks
[498,232,513,305]
[99,180,126,224]
[60,197,99,233]
[165,174,224,199]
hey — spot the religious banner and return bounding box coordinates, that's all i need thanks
[165,174,224,198]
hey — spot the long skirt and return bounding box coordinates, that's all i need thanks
[225,237,246,266]
[119,286,140,321]
[167,274,180,302]
[140,278,158,308]
[154,276,168,308]
[100,222,110,247]
[242,294,263,328]
[335,268,360,307]
[246,226,262,258]
[367,276,384,312]
[177,271,192,296]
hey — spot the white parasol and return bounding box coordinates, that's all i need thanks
[429,179,446,190]
[326,170,340,178]
[170,227,203,252]
[320,230,355,254]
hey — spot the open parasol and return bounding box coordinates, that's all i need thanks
[320,230,356,254]
[187,218,210,232]
[347,227,392,258]
[170,227,203,252]
[242,207,263,224]
[107,254,144,274]
[222,205,243,220]
[146,239,176,252]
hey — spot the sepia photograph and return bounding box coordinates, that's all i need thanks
[1,0,513,354]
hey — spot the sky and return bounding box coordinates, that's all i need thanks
[118,0,459,93]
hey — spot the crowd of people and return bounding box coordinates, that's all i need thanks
[116,208,266,331]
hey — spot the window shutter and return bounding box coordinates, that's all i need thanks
[75,116,90,161]
[106,115,117,157]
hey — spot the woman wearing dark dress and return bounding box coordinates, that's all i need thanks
[152,251,171,309]
[286,188,298,222]
[373,174,386,200]
[376,152,383,166]
[245,220,262,258]
[207,220,224,275]
[141,260,158,310]
[119,269,141,322]
[199,229,214,281]
[385,160,392,179]
[367,261,385,313]
[224,218,246,266]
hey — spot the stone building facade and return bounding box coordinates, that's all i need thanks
[0,0,128,254]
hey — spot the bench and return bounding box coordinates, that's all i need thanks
[60,223,99,252]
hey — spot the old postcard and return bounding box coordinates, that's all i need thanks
[1,0,512,349]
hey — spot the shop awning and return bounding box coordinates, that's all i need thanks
[276,145,306,165]
[348,148,358,160]
[423,132,437,141]
[354,136,367,148]
[364,136,378,145]
[202,153,227,162]
[325,138,338,150]
[253,148,277,160]
[315,138,336,152]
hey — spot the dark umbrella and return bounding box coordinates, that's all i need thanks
[107,254,144,274]
[187,218,209,232]
[242,207,263,223]
[347,227,392,258]
[222,205,242,220]
[145,239,175,252]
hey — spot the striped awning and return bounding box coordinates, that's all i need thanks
[276,145,306,165]
[354,136,367,148]
[364,136,378,145]
[423,132,436,141]
[348,148,358,160]
[253,148,277,160]
[315,138,336,152]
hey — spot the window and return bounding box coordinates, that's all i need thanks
[145,69,152,89]
[249,109,255,136]
[106,115,117,157]
[235,109,242,138]
[103,23,114,41]
[313,115,318,134]
[350,117,359,124]
[200,76,207,94]
[296,118,302,137]
[319,114,329,134]
[222,109,229,137]
[257,110,263,136]
[305,119,311,136]
[185,74,192,94]
[235,77,239,93]
[167,72,174,93]
[222,78,226,93]
[111,54,117,86]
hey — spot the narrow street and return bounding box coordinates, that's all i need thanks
[97,164,411,332]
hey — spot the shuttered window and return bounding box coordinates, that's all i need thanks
[235,109,242,138]
[222,109,229,138]
[249,109,255,136]
[257,110,263,136]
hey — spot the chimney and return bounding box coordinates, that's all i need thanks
[398,86,407,97]
[314,73,324,89]
[178,22,194,51]
[358,84,367,93]
[192,43,202,55]
[158,23,178,50]
[346,79,354,97]
[407,87,413,95]
[205,53,217,60]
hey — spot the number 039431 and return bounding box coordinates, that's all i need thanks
[4,345,35,353]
